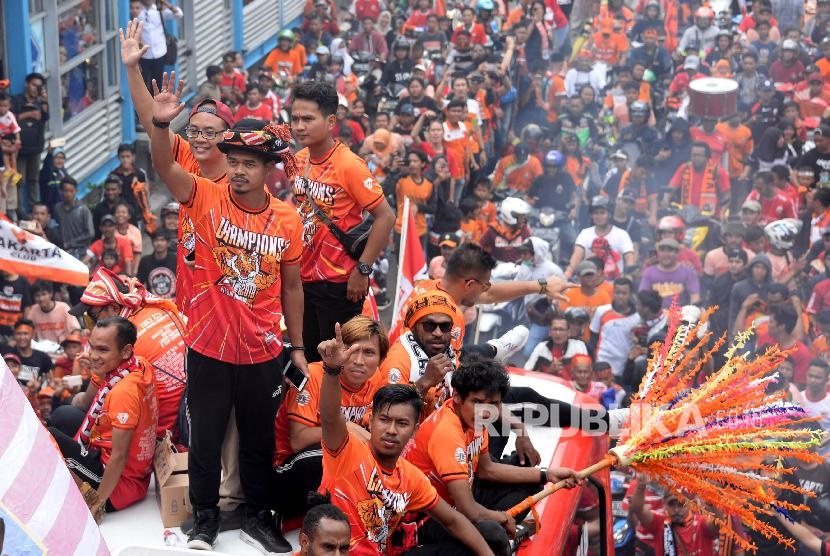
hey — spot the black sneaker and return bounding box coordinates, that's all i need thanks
[240,510,293,556]
[181,504,246,535]
[187,507,220,550]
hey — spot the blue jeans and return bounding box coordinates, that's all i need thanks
[523,323,549,358]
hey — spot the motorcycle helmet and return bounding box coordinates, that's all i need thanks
[393,40,410,51]
[764,219,802,251]
[478,0,495,10]
[544,150,564,168]
[564,306,590,323]
[278,29,295,42]
[498,197,532,226]
[589,195,611,212]
[658,215,686,242]
[630,101,650,116]
[695,6,715,18]
[521,123,544,143]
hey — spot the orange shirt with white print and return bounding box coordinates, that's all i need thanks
[395,176,434,236]
[404,398,488,504]
[89,357,158,510]
[274,362,381,465]
[321,432,440,555]
[263,48,304,78]
[183,176,303,364]
[294,141,385,283]
[171,134,229,319]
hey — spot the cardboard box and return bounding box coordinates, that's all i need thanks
[154,432,191,527]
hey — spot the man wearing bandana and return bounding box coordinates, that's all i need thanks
[48,317,158,519]
[148,72,305,553]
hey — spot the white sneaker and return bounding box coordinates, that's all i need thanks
[488,325,530,363]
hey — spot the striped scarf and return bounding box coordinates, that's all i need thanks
[74,356,137,454]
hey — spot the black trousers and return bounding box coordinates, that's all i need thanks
[272,445,323,517]
[408,519,510,556]
[488,386,609,459]
[187,349,283,514]
[302,281,364,362]
[47,419,118,512]
[139,56,166,94]
[48,404,85,434]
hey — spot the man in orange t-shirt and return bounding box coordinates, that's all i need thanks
[316,324,493,555]
[149,88,306,550]
[264,31,305,78]
[48,317,158,514]
[405,358,580,553]
[491,144,543,193]
[716,114,754,182]
[443,99,475,182]
[273,316,389,520]
[291,81,395,364]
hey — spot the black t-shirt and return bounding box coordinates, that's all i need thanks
[798,148,830,186]
[0,276,32,338]
[418,31,447,54]
[11,94,48,154]
[137,251,178,299]
[612,215,642,245]
[396,95,439,118]
[529,172,576,209]
[0,345,53,385]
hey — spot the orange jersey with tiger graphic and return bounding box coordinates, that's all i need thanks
[273,362,382,465]
[404,398,488,505]
[294,142,385,283]
[321,432,439,555]
[172,134,229,318]
[183,176,302,364]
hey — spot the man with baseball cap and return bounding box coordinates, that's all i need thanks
[149,74,305,552]
[639,238,701,309]
[121,18,235,316]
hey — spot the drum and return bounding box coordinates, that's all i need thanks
[688,77,738,119]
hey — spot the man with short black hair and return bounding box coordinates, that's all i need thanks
[802,359,830,457]
[53,177,95,260]
[290,81,396,363]
[11,73,49,216]
[136,230,177,299]
[0,318,52,386]
[299,504,351,556]
[149,73,306,552]
[316,325,494,554]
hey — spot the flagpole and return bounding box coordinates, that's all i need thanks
[391,196,410,321]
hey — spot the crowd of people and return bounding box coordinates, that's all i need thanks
[2,0,830,553]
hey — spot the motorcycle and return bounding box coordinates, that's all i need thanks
[530,206,577,266]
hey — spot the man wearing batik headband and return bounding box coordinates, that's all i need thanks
[149,72,304,554]
[64,267,185,443]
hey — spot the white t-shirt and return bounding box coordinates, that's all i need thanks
[574,226,635,274]
[594,312,640,376]
[802,391,830,456]
[524,339,588,373]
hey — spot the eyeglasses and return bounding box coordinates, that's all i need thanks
[465,277,491,291]
[185,127,221,140]
[420,320,453,333]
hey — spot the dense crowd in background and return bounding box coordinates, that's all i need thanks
[2,0,830,553]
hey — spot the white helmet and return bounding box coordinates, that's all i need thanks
[764,219,802,251]
[498,197,532,226]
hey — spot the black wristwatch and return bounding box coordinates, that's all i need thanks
[357,262,372,276]
[540,467,548,483]
[151,117,170,129]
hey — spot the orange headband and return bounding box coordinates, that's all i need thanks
[14,324,34,333]
[404,290,459,329]
[571,354,593,367]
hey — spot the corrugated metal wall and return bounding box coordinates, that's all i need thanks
[63,92,123,182]
[244,0,281,52]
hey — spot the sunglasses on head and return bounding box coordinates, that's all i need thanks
[420,320,453,333]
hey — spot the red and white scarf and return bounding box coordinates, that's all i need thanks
[74,356,137,454]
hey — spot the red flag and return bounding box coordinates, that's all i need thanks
[390,199,427,332]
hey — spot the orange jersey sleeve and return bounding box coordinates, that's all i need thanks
[182,176,303,364]
[405,399,488,504]
[321,432,439,554]
[294,142,385,282]
[377,341,415,387]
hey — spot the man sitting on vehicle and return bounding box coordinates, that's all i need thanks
[316,324,494,554]
[405,356,581,552]
[65,267,185,441]
[48,317,158,516]
[273,316,388,520]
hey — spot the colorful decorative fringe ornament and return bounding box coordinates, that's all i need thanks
[508,303,824,552]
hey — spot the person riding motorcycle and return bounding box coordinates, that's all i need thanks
[529,150,578,214]
[480,197,533,263]
[618,101,660,160]
[644,215,704,273]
